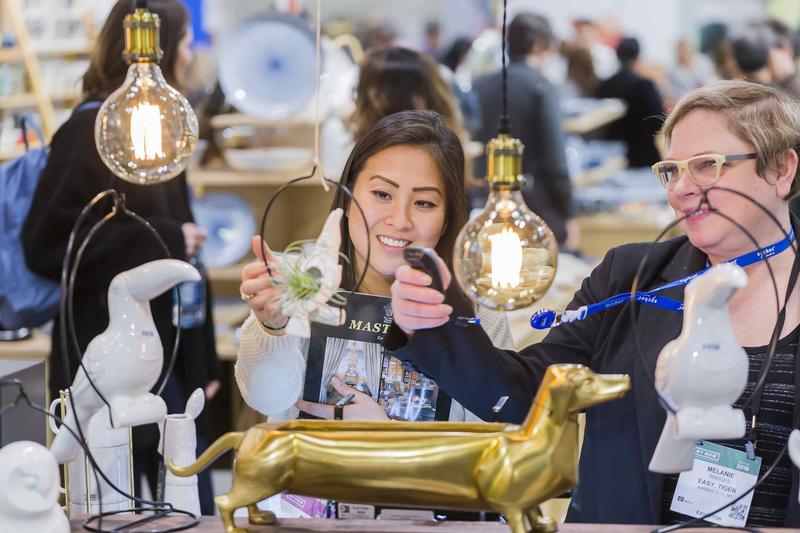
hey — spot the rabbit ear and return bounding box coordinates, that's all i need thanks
[185,388,205,420]
[316,208,343,251]
[789,430,800,468]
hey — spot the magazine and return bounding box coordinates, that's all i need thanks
[303,292,450,421]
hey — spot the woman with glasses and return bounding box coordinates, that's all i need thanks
[384,80,800,527]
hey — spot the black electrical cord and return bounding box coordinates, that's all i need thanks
[498,0,510,134]
[258,165,372,302]
[625,186,798,532]
[56,189,196,532]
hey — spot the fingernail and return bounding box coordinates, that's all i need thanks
[421,274,432,285]
[444,305,453,314]
[331,377,341,384]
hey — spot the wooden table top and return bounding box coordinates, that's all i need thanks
[69,515,793,532]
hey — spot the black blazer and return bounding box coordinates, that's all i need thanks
[597,68,664,168]
[472,61,573,244]
[385,236,800,526]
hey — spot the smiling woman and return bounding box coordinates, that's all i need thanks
[233,110,514,425]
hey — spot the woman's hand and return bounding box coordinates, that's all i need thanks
[181,222,207,256]
[297,377,390,421]
[390,250,453,336]
[240,236,289,331]
[204,379,220,401]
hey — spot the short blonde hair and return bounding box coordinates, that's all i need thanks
[662,80,800,198]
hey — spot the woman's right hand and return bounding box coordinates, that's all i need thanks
[390,250,453,336]
[240,236,289,331]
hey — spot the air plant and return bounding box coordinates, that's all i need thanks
[264,209,348,337]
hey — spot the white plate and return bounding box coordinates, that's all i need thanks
[218,14,317,120]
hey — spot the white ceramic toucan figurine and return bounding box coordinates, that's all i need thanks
[0,441,69,533]
[49,259,200,464]
[650,263,749,474]
[280,208,345,338]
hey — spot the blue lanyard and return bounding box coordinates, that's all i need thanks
[531,229,796,330]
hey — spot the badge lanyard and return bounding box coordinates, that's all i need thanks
[531,229,796,330]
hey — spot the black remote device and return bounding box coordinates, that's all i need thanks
[403,247,444,294]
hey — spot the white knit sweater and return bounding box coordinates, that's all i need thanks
[234,306,515,422]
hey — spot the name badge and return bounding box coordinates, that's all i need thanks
[670,441,761,528]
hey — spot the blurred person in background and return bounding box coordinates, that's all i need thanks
[764,19,800,99]
[21,0,220,513]
[560,41,599,98]
[667,38,717,102]
[597,36,664,168]
[574,18,618,81]
[731,28,772,84]
[472,13,576,249]
[422,20,442,58]
[440,37,482,137]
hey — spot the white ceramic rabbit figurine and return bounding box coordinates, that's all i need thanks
[0,441,69,533]
[650,263,749,474]
[49,259,200,464]
[789,430,800,503]
[159,388,205,515]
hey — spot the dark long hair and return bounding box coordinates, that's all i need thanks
[332,110,468,290]
[349,47,461,140]
[82,0,189,97]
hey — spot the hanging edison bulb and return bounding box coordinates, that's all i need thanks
[453,134,558,311]
[95,0,198,185]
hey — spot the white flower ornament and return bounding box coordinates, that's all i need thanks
[269,208,347,337]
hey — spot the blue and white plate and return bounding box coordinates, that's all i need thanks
[192,192,256,268]
[218,14,317,119]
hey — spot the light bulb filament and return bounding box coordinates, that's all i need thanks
[489,228,522,289]
[131,102,164,160]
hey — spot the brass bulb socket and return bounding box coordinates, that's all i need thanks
[485,134,524,189]
[123,7,163,63]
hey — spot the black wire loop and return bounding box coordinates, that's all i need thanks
[54,188,195,532]
[257,165,372,302]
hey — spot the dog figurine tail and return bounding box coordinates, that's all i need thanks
[168,431,244,477]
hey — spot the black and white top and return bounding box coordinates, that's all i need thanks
[661,325,798,527]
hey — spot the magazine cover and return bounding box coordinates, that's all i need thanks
[303,292,450,421]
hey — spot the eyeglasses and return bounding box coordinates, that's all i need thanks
[651,153,757,190]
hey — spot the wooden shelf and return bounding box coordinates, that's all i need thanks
[208,261,249,282]
[0,90,79,110]
[35,44,92,58]
[0,329,50,361]
[0,44,91,62]
[0,47,22,62]
[189,167,324,187]
[210,113,314,129]
[573,155,627,188]
[49,89,81,102]
[563,99,626,134]
[0,92,37,109]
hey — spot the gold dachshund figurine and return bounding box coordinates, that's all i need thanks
[169,364,630,533]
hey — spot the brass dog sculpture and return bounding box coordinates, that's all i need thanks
[169,364,630,533]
